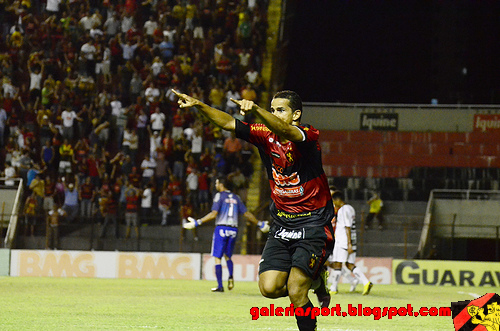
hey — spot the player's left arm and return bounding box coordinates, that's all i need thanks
[242,211,259,225]
[243,211,270,233]
[231,99,304,142]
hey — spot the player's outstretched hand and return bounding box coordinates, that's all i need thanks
[257,221,270,233]
[172,89,200,109]
[230,98,257,116]
[184,216,201,229]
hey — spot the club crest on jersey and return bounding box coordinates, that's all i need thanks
[285,151,294,164]
[309,254,317,269]
[274,227,304,241]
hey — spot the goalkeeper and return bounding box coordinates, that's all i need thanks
[184,176,269,292]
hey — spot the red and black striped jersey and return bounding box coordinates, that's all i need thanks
[235,120,334,229]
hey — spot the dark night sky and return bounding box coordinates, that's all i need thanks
[284,1,500,104]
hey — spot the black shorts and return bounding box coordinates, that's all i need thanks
[259,222,334,280]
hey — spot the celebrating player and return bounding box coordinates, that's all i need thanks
[173,89,334,331]
[327,190,373,295]
[183,177,269,292]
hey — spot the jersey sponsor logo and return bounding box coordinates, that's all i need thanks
[251,125,270,132]
[274,186,304,198]
[272,168,300,186]
[276,210,312,219]
[274,227,304,241]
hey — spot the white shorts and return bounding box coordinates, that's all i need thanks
[329,244,357,264]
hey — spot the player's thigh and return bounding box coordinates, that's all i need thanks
[258,235,291,294]
[211,229,226,259]
[223,229,238,258]
[331,244,348,263]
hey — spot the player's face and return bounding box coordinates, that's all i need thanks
[270,98,300,124]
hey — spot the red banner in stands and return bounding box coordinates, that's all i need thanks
[474,114,500,132]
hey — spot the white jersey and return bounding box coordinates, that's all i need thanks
[334,204,357,250]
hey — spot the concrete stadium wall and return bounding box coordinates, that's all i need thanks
[432,199,500,239]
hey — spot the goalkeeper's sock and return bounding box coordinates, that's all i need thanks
[215,264,223,289]
[226,259,233,279]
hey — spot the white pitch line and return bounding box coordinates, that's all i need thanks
[457,291,481,299]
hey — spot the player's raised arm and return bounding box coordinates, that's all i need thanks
[230,98,304,142]
[172,89,235,132]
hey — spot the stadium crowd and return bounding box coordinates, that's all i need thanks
[0,0,269,240]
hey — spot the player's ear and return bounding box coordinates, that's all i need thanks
[292,109,301,121]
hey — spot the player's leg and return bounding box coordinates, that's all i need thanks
[287,267,316,331]
[213,257,224,292]
[346,260,373,295]
[329,244,347,293]
[224,230,238,290]
[258,233,291,298]
[211,227,226,292]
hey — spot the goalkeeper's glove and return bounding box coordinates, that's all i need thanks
[257,221,270,233]
[184,216,202,229]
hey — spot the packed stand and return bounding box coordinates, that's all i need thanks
[0,0,269,247]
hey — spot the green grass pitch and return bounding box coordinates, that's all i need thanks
[1,277,497,330]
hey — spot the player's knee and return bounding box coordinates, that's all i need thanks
[258,280,279,298]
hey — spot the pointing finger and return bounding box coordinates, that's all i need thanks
[230,98,240,105]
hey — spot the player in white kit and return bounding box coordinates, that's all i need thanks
[327,190,373,295]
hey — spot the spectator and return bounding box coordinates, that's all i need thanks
[223,132,242,173]
[150,107,166,134]
[141,182,153,225]
[140,154,156,187]
[365,192,385,230]
[79,177,94,223]
[2,161,16,186]
[29,172,45,218]
[23,192,38,236]
[100,187,120,239]
[61,108,82,142]
[186,168,199,212]
[62,181,79,223]
[43,176,56,217]
[124,183,140,238]
[58,138,75,175]
[158,188,172,226]
[46,204,65,250]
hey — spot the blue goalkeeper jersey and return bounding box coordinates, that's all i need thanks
[212,190,247,227]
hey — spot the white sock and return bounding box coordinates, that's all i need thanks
[352,266,370,286]
[329,269,342,292]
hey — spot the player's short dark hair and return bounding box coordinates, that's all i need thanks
[216,176,232,191]
[273,90,302,113]
[331,190,344,201]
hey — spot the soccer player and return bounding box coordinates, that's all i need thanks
[327,190,373,295]
[183,177,269,292]
[173,89,334,331]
